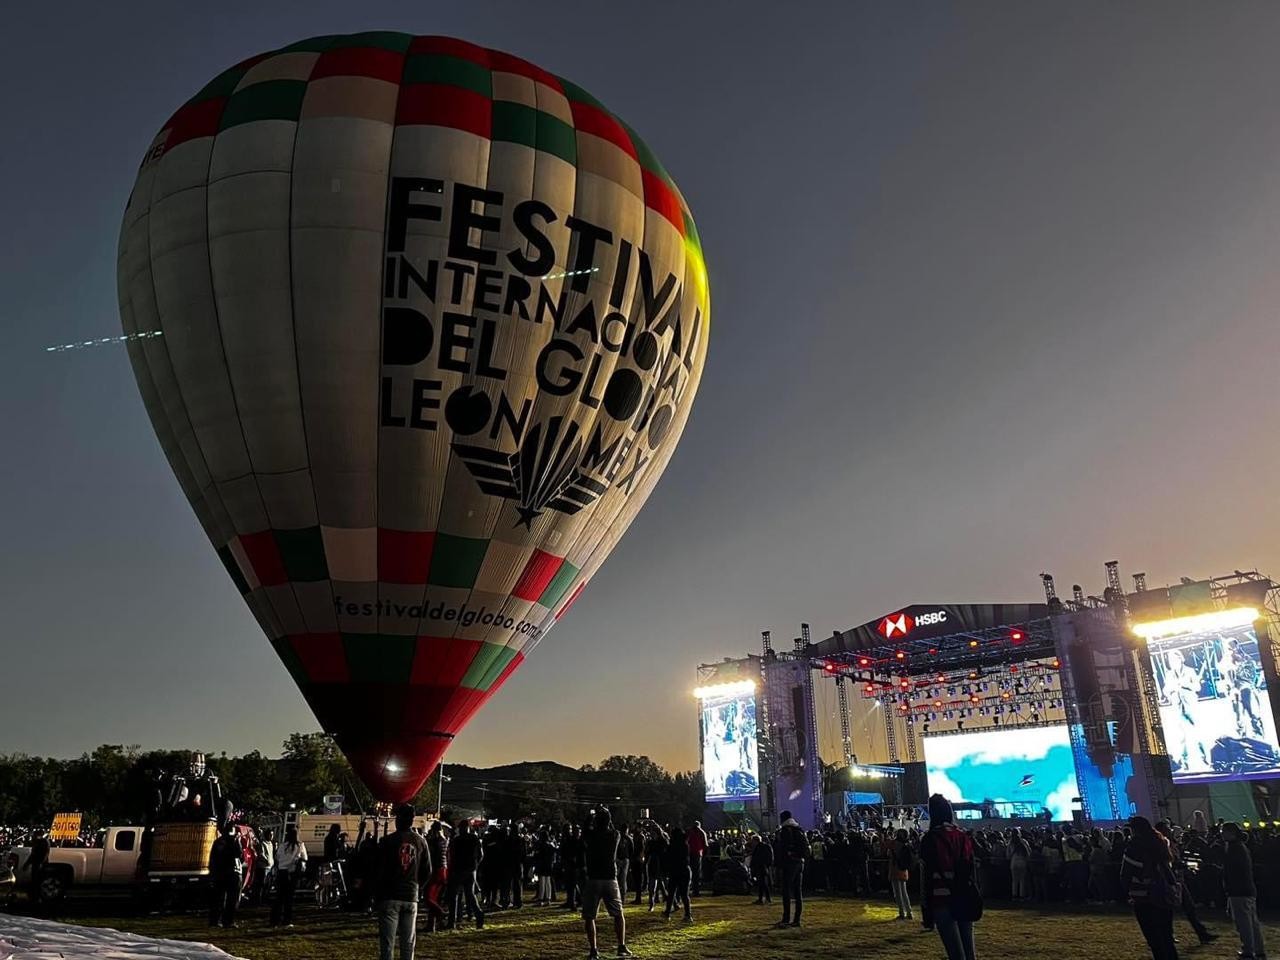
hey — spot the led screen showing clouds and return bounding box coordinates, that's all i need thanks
[924,725,1077,821]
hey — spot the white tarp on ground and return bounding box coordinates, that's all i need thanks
[0,914,248,960]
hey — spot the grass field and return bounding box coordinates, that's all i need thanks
[30,894,1280,960]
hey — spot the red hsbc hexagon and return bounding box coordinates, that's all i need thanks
[877,612,914,638]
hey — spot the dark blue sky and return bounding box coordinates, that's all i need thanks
[5,2,1280,772]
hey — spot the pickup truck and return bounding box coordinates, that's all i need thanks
[5,826,143,900]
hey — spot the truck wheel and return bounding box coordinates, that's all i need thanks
[40,873,67,902]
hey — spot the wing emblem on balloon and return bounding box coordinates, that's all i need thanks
[453,416,608,528]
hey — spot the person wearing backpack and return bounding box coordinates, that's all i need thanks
[920,795,979,960]
[775,811,808,928]
[1120,816,1179,960]
[890,829,915,920]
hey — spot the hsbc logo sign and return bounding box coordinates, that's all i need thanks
[877,613,913,638]
[876,609,947,638]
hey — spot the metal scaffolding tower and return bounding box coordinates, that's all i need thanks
[834,674,856,767]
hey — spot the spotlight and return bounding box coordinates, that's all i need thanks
[968,639,979,648]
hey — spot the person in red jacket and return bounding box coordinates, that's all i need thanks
[686,822,709,896]
[920,795,979,960]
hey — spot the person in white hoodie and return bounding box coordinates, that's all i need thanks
[271,825,308,927]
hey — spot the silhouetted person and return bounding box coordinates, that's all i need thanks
[775,811,808,928]
[207,823,244,928]
[446,820,485,929]
[25,829,50,906]
[686,821,708,896]
[582,808,633,959]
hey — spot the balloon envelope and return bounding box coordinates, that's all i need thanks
[118,32,709,802]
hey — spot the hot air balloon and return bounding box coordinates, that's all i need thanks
[117,32,709,802]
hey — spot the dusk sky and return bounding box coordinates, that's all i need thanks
[5,2,1280,775]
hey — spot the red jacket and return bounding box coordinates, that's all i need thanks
[687,827,708,855]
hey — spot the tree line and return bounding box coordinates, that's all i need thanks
[0,737,705,829]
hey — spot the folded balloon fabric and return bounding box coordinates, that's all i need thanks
[0,914,247,960]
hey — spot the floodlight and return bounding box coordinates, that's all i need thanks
[1131,607,1258,640]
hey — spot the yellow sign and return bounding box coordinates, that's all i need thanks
[50,812,82,842]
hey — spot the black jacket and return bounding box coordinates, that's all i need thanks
[1224,839,1256,898]
[778,822,808,865]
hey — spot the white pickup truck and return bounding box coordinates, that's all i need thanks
[5,826,143,900]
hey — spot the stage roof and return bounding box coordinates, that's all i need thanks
[810,602,1051,658]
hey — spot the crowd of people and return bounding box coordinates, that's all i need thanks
[8,796,1280,960]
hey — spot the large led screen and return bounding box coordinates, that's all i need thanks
[700,688,760,801]
[1143,614,1280,783]
[924,725,1077,821]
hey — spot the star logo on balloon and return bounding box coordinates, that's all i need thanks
[452,415,608,529]
[877,613,913,638]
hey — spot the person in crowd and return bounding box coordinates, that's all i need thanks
[534,827,557,906]
[562,824,584,911]
[748,831,774,904]
[615,822,633,903]
[849,827,871,897]
[499,824,519,911]
[1121,815,1179,960]
[1086,828,1111,902]
[890,828,915,920]
[446,819,485,930]
[1063,830,1088,902]
[920,794,978,960]
[207,823,244,929]
[1154,820,1215,946]
[238,826,256,904]
[23,827,50,906]
[662,821,693,921]
[686,820,708,897]
[808,831,827,893]
[323,823,343,864]
[481,825,504,909]
[628,825,647,906]
[253,828,275,907]
[1041,831,1063,901]
[644,822,668,912]
[271,824,307,927]
[1008,827,1031,902]
[1223,823,1266,960]
[423,820,451,932]
[582,808,634,959]
[373,804,432,960]
[775,810,808,929]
